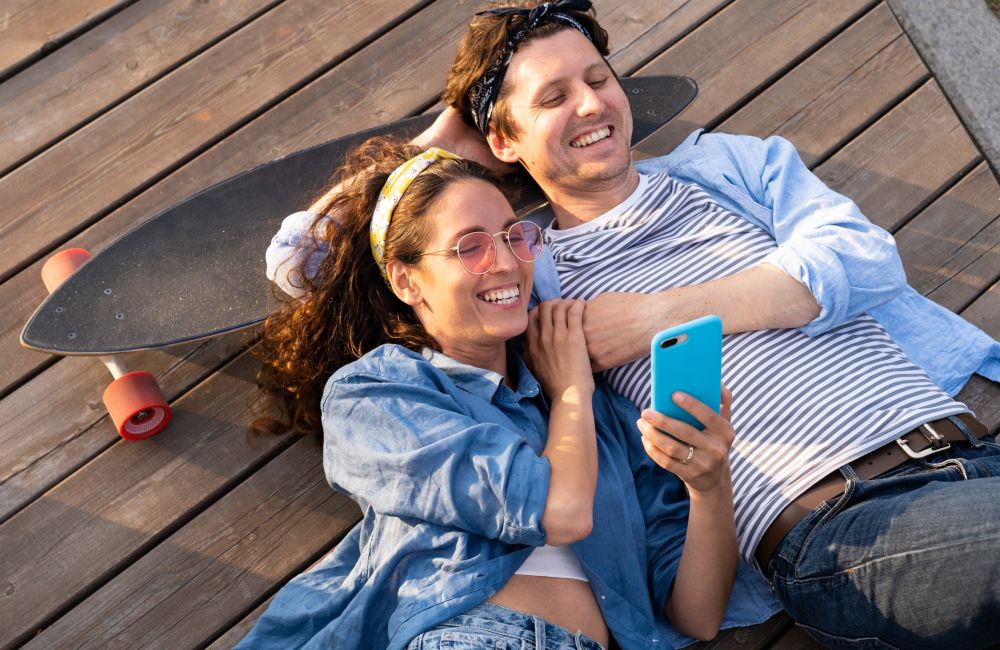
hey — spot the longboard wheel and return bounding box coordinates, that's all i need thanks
[103,371,172,440]
[41,248,92,293]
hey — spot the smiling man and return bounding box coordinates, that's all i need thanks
[267,0,1000,646]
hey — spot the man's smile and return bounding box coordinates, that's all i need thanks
[570,126,612,148]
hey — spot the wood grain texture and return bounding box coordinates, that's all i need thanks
[635,0,877,156]
[814,80,981,233]
[895,163,1000,313]
[0,0,279,174]
[0,331,249,524]
[0,0,425,284]
[0,0,131,78]
[22,439,359,650]
[0,352,291,649]
[718,3,927,166]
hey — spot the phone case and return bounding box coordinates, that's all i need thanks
[650,315,722,430]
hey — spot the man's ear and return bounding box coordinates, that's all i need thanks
[386,260,421,307]
[487,128,520,164]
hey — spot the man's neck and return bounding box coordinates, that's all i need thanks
[545,166,641,230]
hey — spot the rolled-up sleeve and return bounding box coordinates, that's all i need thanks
[321,371,550,547]
[720,134,907,334]
[265,211,331,299]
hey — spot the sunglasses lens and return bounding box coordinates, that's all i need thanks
[456,232,495,274]
[508,222,543,261]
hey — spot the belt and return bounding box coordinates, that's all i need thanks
[754,413,988,568]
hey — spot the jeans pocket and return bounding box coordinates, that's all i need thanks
[796,622,902,650]
[426,627,535,650]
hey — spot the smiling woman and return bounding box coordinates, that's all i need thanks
[242,133,740,649]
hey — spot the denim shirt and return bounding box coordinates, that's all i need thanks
[237,344,692,650]
[530,130,999,395]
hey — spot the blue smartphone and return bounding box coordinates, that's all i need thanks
[650,315,723,430]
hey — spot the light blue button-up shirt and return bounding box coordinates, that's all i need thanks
[238,344,694,649]
[529,130,999,395]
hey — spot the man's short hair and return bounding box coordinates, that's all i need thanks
[442,0,610,141]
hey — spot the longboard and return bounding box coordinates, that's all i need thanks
[21,74,698,438]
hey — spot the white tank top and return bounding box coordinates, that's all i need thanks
[513,544,589,582]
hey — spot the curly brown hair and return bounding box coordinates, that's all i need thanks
[441,0,610,140]
[254,136,504,437]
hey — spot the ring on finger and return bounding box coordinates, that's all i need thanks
[680,445,695,465]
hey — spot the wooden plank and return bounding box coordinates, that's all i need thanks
[22,439,360,650]
[0,0,730,410]
[0,0,280,175]
[718,2,927,167]
[0,0,425,284]
[207,599,273,650]
[0,1,488,533]
[769,624,822,649]
[957,374,1000,434]
[0,352,293,649]
[692,613,794,649]
[961,280,1000,343]
[895,163,1000,313]
[0,0,131,79]
[602,0,733,74]
[0,331,248,524]
[634,0,878,157]
[813,80,981,232]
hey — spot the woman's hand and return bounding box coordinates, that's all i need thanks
[524,299,594,401]
[637,385,735,498]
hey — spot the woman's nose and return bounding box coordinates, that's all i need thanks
[490,235,518,272]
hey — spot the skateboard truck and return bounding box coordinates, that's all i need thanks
[41,249,172,440]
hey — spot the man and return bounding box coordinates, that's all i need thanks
[268,1,1000,646]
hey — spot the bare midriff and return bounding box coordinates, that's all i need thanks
[488,574,610,647]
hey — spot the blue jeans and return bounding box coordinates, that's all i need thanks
[407,602,607,650]
[764,427,1000,648]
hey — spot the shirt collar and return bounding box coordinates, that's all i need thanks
[421,346,541,401]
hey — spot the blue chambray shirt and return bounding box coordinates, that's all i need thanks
[238,344,692,650]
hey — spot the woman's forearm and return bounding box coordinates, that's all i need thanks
[541,386,598,545]
[664,484,739,640]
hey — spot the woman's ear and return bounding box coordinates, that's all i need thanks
[487,129,520,164]
[387,259,421,306]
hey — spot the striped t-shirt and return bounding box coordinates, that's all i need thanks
[544,172,967,560]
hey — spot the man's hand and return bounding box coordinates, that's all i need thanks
[582,292,668,371]
[411,107,515,176]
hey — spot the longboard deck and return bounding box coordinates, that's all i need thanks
[22,75,698,355]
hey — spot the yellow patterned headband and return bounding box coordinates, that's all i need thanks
[370,147,461,285]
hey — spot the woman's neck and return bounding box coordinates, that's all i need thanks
[440,342,511,386]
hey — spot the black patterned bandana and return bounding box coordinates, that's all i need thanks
[470,0,595,135]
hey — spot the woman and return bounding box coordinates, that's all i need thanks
[241,137,739,649]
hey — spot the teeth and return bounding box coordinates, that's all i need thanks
[479,286,520,305]
[570,126,611,148]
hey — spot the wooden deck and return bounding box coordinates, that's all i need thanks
[1,1,997,648]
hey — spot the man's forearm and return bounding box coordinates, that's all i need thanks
[663,262,820,335]
[583,263,820,371]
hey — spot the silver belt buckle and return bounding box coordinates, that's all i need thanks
[896,421,951,460]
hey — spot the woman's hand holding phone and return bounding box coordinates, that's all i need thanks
[637,387,735,497]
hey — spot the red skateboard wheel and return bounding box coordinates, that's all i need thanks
[41,248,92,293]
[103,371,172,440]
